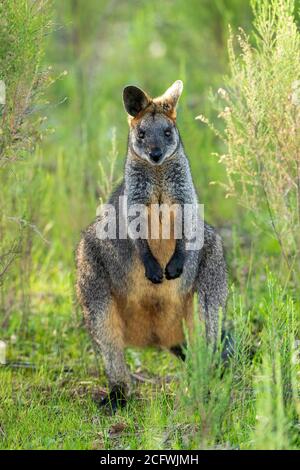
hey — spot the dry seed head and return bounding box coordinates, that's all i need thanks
[218,107,231,119]
[217,88,228,99]
[218,154,227,163]
[195,114,208,124]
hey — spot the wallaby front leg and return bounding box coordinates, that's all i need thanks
[165,238,185,280]
[136,238,163,284]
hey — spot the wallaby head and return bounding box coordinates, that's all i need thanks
[123,80,183,165]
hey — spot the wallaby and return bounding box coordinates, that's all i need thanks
[76,80,227,412]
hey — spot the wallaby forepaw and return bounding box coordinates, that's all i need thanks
[165,255,184,280]
[98,385,127,414]
[145,259,163,284]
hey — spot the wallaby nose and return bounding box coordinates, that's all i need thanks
[149,147,162,163]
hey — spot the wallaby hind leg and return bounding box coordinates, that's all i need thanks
[87,300,130,413]
[77,249,130,412]
[197,230,228,346]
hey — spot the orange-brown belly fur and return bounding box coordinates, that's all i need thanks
[116,238,194,349]
[111,201,194,349]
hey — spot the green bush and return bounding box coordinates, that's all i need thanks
[0,0,53,294]
[0,0,52,160]
[203,0,300,278]
[178,275,300,449]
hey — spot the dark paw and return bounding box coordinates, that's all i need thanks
[165,254,184,280]
[170,343,186,361]
[98,385,127,414]
[145,258,163,284]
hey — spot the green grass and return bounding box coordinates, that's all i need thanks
[0,268,183,450]
[1,260,299,449]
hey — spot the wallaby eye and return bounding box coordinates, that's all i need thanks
[138,129,145,139]
[164,129,171,137]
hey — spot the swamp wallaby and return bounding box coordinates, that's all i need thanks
[76,80,227,411]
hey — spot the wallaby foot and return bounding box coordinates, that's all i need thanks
[165,252,184,280]
[170,343,186,361]
[99,384,127,414]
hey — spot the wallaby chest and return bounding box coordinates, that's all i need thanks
[147,191,178,267]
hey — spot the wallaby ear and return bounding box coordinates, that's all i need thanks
[123,85,151,117]
[160,80,183,110]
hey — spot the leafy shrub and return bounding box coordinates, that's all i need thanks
[0,0,53,286]
[179,276,299,449]
[201,0,300,276]
[0,0,53,162]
